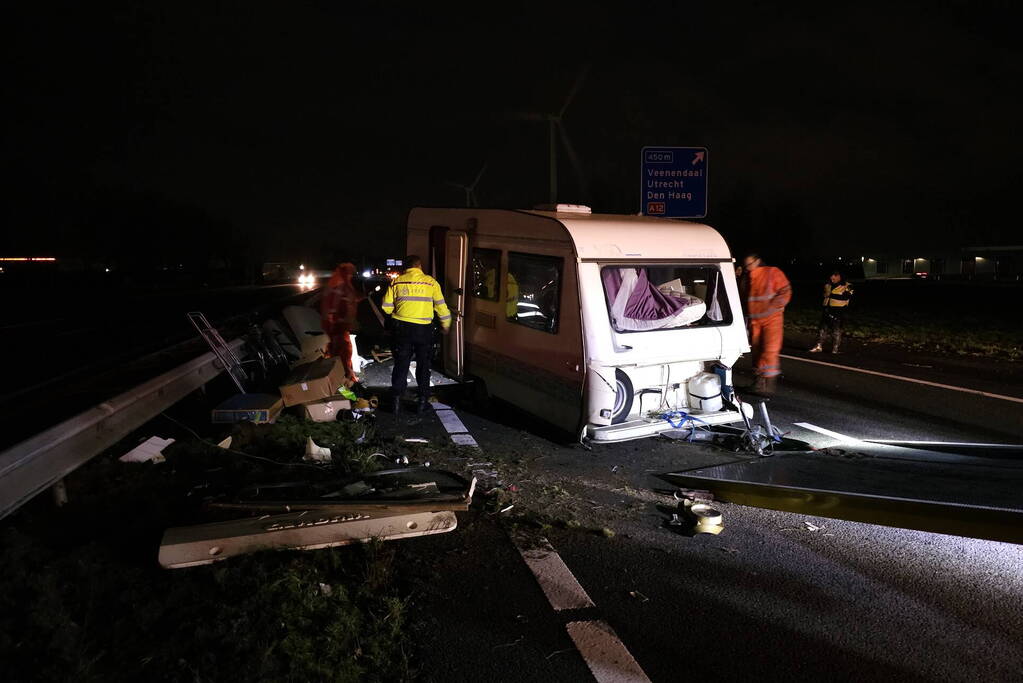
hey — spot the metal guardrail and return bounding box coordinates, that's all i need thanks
[0,338,246,521]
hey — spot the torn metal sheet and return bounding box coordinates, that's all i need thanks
[207,497,471,515]
[159,510,457,568]
[213,468,476,517]
[660,443,1023,544]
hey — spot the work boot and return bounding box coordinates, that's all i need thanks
[746,376,777,397]
[809,344,823,353]
[415,396,430,415]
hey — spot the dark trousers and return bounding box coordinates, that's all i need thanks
[391,319,434,400]
[816,308,846,349]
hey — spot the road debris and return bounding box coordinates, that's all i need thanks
[302,437,332,463]
[119,436,174,464]
[628,590,649,602]
[163,468,475,567]
[159,509,458,568]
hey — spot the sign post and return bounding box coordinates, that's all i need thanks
[640,146,708,218]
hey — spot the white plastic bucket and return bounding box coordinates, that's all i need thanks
[687,372,722,413]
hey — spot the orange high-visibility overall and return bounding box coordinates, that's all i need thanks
[320,263,363,377]
[746,266,791,378]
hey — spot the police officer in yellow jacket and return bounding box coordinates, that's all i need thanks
[382,255,452,414]
[810,270,854,354]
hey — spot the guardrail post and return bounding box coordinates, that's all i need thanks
[52,479,68,507]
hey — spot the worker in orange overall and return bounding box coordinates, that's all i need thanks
[740,252,792,396]
[320,262,364,379]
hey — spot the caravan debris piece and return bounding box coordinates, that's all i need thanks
[119,436,174,463]
[212,393,284,424]
[302,437,332,463]
[281,305,329,363]
[659,443,1023,544]
[158,509,457,568]
[221,468,476,510]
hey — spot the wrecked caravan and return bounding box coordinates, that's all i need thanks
[406,204,751,442]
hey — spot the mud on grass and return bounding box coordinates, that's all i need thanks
[0,415,413,683]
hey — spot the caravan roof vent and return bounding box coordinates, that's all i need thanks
[533,203,592,214]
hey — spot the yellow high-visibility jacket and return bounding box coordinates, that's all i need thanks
[382,267,452,329]
[822,281,854,308]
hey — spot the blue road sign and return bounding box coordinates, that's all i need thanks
[640,146,708,218]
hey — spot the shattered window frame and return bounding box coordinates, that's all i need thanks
[506,251,563,335]
[599,264,733,334]
[469,247,501,302]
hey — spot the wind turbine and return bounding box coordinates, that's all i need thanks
[445,162,488,207]
[510,65,590,204]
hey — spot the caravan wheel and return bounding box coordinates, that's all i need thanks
[611,369,634,424]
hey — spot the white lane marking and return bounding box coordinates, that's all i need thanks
[794,422,858,442]
[780,353,1023,404]
[433,408,469,435]
[450,433,479,447]
[433,401,653,682]
[864,440,1023,449]
[566,621,652,683]
[519,545,596,611]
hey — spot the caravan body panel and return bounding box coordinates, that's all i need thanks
[406,207,751,441]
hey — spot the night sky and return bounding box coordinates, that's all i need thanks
[6,2,1021,268]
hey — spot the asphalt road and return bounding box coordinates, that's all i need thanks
[365,347,1023,682]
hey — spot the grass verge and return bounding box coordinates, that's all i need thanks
[0,414,413,683]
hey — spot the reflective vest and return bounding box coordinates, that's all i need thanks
[823,281,853,308]
[382,267,452,329]
[746,266,791,320]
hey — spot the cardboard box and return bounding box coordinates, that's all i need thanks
[212,393,284,424]
[303,397,352,422]
[279,357,347,407]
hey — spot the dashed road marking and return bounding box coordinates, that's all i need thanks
[781,353,1023,404]
[434,407,469,434]
[519,543,596,611]
[449,433,479,447]
[430,400,651,682]
[566,620,652,683]
[794,422,857,442]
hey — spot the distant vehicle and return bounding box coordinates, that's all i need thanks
[406,204,752,443]
[294,264,332,290]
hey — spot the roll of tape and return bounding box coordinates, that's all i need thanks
[689,503,724,534]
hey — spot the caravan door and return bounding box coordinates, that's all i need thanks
[443,230,468,378]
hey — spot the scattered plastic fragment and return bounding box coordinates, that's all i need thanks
[405,438,430,443]
[216,436,232,450]
[119,436,174,464]
[499,504,514,514]
[803,521,822,532]
[302,437,332,463]
[628,590,649,602]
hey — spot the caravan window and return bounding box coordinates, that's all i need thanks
[601,265,732,333]
[507,252,562,334]
[470,248,501,301]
